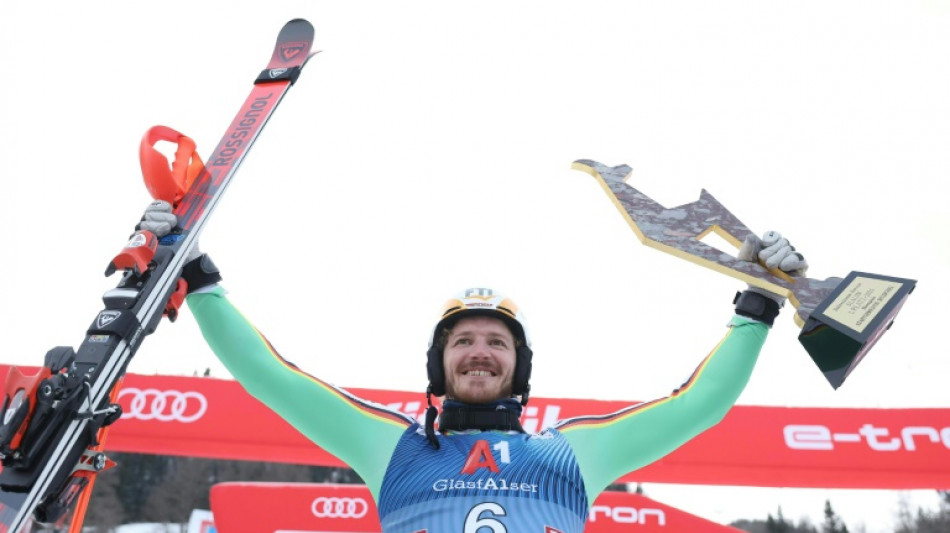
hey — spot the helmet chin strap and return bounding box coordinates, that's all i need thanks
[424,385,527,450]
[520,385,530,406]
[425,385,440,450]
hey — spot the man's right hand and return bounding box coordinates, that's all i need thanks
[137,200,178,238]
[136,201,222,293]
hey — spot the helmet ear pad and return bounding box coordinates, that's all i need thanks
[511,344,533,396]
[426,344,447,397]
[426,343,533,400]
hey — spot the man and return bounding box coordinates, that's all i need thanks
[141,200,806,532]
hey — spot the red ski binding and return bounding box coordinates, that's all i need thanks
[163,278,188,322]
[105,230,159,277]
[0,366,53,456]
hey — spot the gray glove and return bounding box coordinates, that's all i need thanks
[738,230,808,306]
[733,231,808,325]
[136,201,220,293]
[737,230,808,276]
[136,200,178,238]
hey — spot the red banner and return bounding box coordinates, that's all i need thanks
[3,365,949,489]
[209,482,744,532]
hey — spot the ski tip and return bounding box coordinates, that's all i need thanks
[282,18,315,36]
[269,19,316,70]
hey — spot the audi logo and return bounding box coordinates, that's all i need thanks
[311,497,369,519]
[117,388,208,423]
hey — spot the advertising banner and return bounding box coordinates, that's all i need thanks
[3,365,948,489]
[209,483,745,532]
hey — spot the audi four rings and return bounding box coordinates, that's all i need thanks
[311,497,369,519]
[117,388,208,423]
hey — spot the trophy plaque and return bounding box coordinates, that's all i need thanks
[572,159,916,389]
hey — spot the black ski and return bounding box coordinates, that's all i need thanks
[0,18,316,532]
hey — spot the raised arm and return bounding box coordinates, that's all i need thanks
[140,201,412,499]
[556,313,768,503]
[186,287,412,498]
[557,231,807,504]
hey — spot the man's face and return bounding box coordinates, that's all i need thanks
[442,315,517,404]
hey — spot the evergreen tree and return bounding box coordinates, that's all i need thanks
[140,456,213,524]
[895,490,950,533]
[112,453,173,522]
[79,464,124,530]
[732,507,817,533]
[820,500,848,533]
[76,453,368,529]
[730,518,768,533]
[767,506,791,533]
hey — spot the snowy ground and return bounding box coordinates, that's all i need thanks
[114,525,185,533]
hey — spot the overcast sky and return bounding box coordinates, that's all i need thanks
[2,1,948,530]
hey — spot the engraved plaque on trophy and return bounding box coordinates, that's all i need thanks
[572,159,916,389]
[797,272,914,388]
